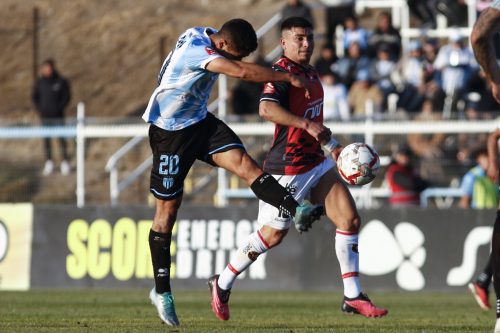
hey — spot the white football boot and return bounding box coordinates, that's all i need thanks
[149,288,179,326]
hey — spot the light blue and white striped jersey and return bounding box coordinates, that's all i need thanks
[142,27,223,131]
[493,0,500,9]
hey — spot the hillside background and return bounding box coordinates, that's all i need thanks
[0,0,302,205]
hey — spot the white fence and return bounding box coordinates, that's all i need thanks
[3,102,497,207]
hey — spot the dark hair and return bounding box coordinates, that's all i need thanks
[471,147,488,160]
[280,16,313,32]
[219,18,257,54]
[42,58,55,68]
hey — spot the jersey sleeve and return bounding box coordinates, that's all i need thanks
[260,65,290,105]
[185,38,223,70]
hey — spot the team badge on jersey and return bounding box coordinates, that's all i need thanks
[163,177,174,189]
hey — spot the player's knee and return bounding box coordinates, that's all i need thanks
[235,153,261,182]
[265,229,288,248]
[339,214,360,233]
[153,199,181,232]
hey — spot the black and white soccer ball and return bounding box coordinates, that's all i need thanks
[337,143,380,186]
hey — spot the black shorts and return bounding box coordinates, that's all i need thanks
[149,113,244,200]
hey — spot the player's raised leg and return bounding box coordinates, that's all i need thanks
[210,139,324,228]
[311,168,388,318]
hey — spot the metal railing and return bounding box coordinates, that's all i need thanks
[2,109,498,207]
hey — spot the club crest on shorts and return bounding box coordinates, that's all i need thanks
[163,177,174,189]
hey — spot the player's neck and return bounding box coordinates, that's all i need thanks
[283,55,310,68]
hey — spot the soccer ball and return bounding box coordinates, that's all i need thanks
[337,143,380,186]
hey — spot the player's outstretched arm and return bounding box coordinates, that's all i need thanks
[471,6,500,102]
[259,100,330,142]
[487,129,500,183]
[206,57,309,92]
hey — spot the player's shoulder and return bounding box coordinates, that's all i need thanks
[274,57,318,76]
[182,26,217,48]
[273,57,301,74]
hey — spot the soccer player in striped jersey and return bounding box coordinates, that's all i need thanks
[209,17,388,321]
[143,18,324,326]
[470,2,500,332]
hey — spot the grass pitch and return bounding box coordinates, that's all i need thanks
[0,289,494,332]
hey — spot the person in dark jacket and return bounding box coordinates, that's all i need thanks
[385,146,428,207]
[32,59,71,175]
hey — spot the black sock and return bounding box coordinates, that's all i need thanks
[250,173,298,217]
[149,229,172,294]
[491,210,500,318]
[476,254,493,290]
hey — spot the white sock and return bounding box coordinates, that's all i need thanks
[218,229,269,290]
[335,229,362,298]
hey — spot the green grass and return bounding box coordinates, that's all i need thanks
[0,290,494,333]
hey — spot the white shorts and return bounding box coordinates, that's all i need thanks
[257,158,335,230]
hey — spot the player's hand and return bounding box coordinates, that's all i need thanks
[304,121,330,142]
[487,163,499,184]
[289,74,311,99]
[492,82,500,104]
[318,127,332,144]
[331,145,343,161]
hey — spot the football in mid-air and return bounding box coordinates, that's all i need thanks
[337,143,380,186]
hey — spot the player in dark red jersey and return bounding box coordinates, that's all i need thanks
[208,16,388,321]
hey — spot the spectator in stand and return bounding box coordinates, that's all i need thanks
[407,0,436,29]
[321,71,350,121]
[433,31,478,113]
[456,104,489,166]
[280,0,314,28]
[401,41,424,91]
[368,11,402,61]
[342,16,369,53]
[370,44,398,107]
[385,146,428,207]
[314,44,338,77]
[421,38,446,110]
[407,99,447,185]
[347,69,383,118]
[332,41,371,88]
[32,59,71,176]
[398,40,426,112]
[319,0,354,46]
[459,148,498,209]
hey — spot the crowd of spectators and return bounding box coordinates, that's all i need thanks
[225,0,500,207]
[264,0,500,122]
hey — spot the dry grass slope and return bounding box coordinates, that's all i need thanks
[0,0,282,204]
